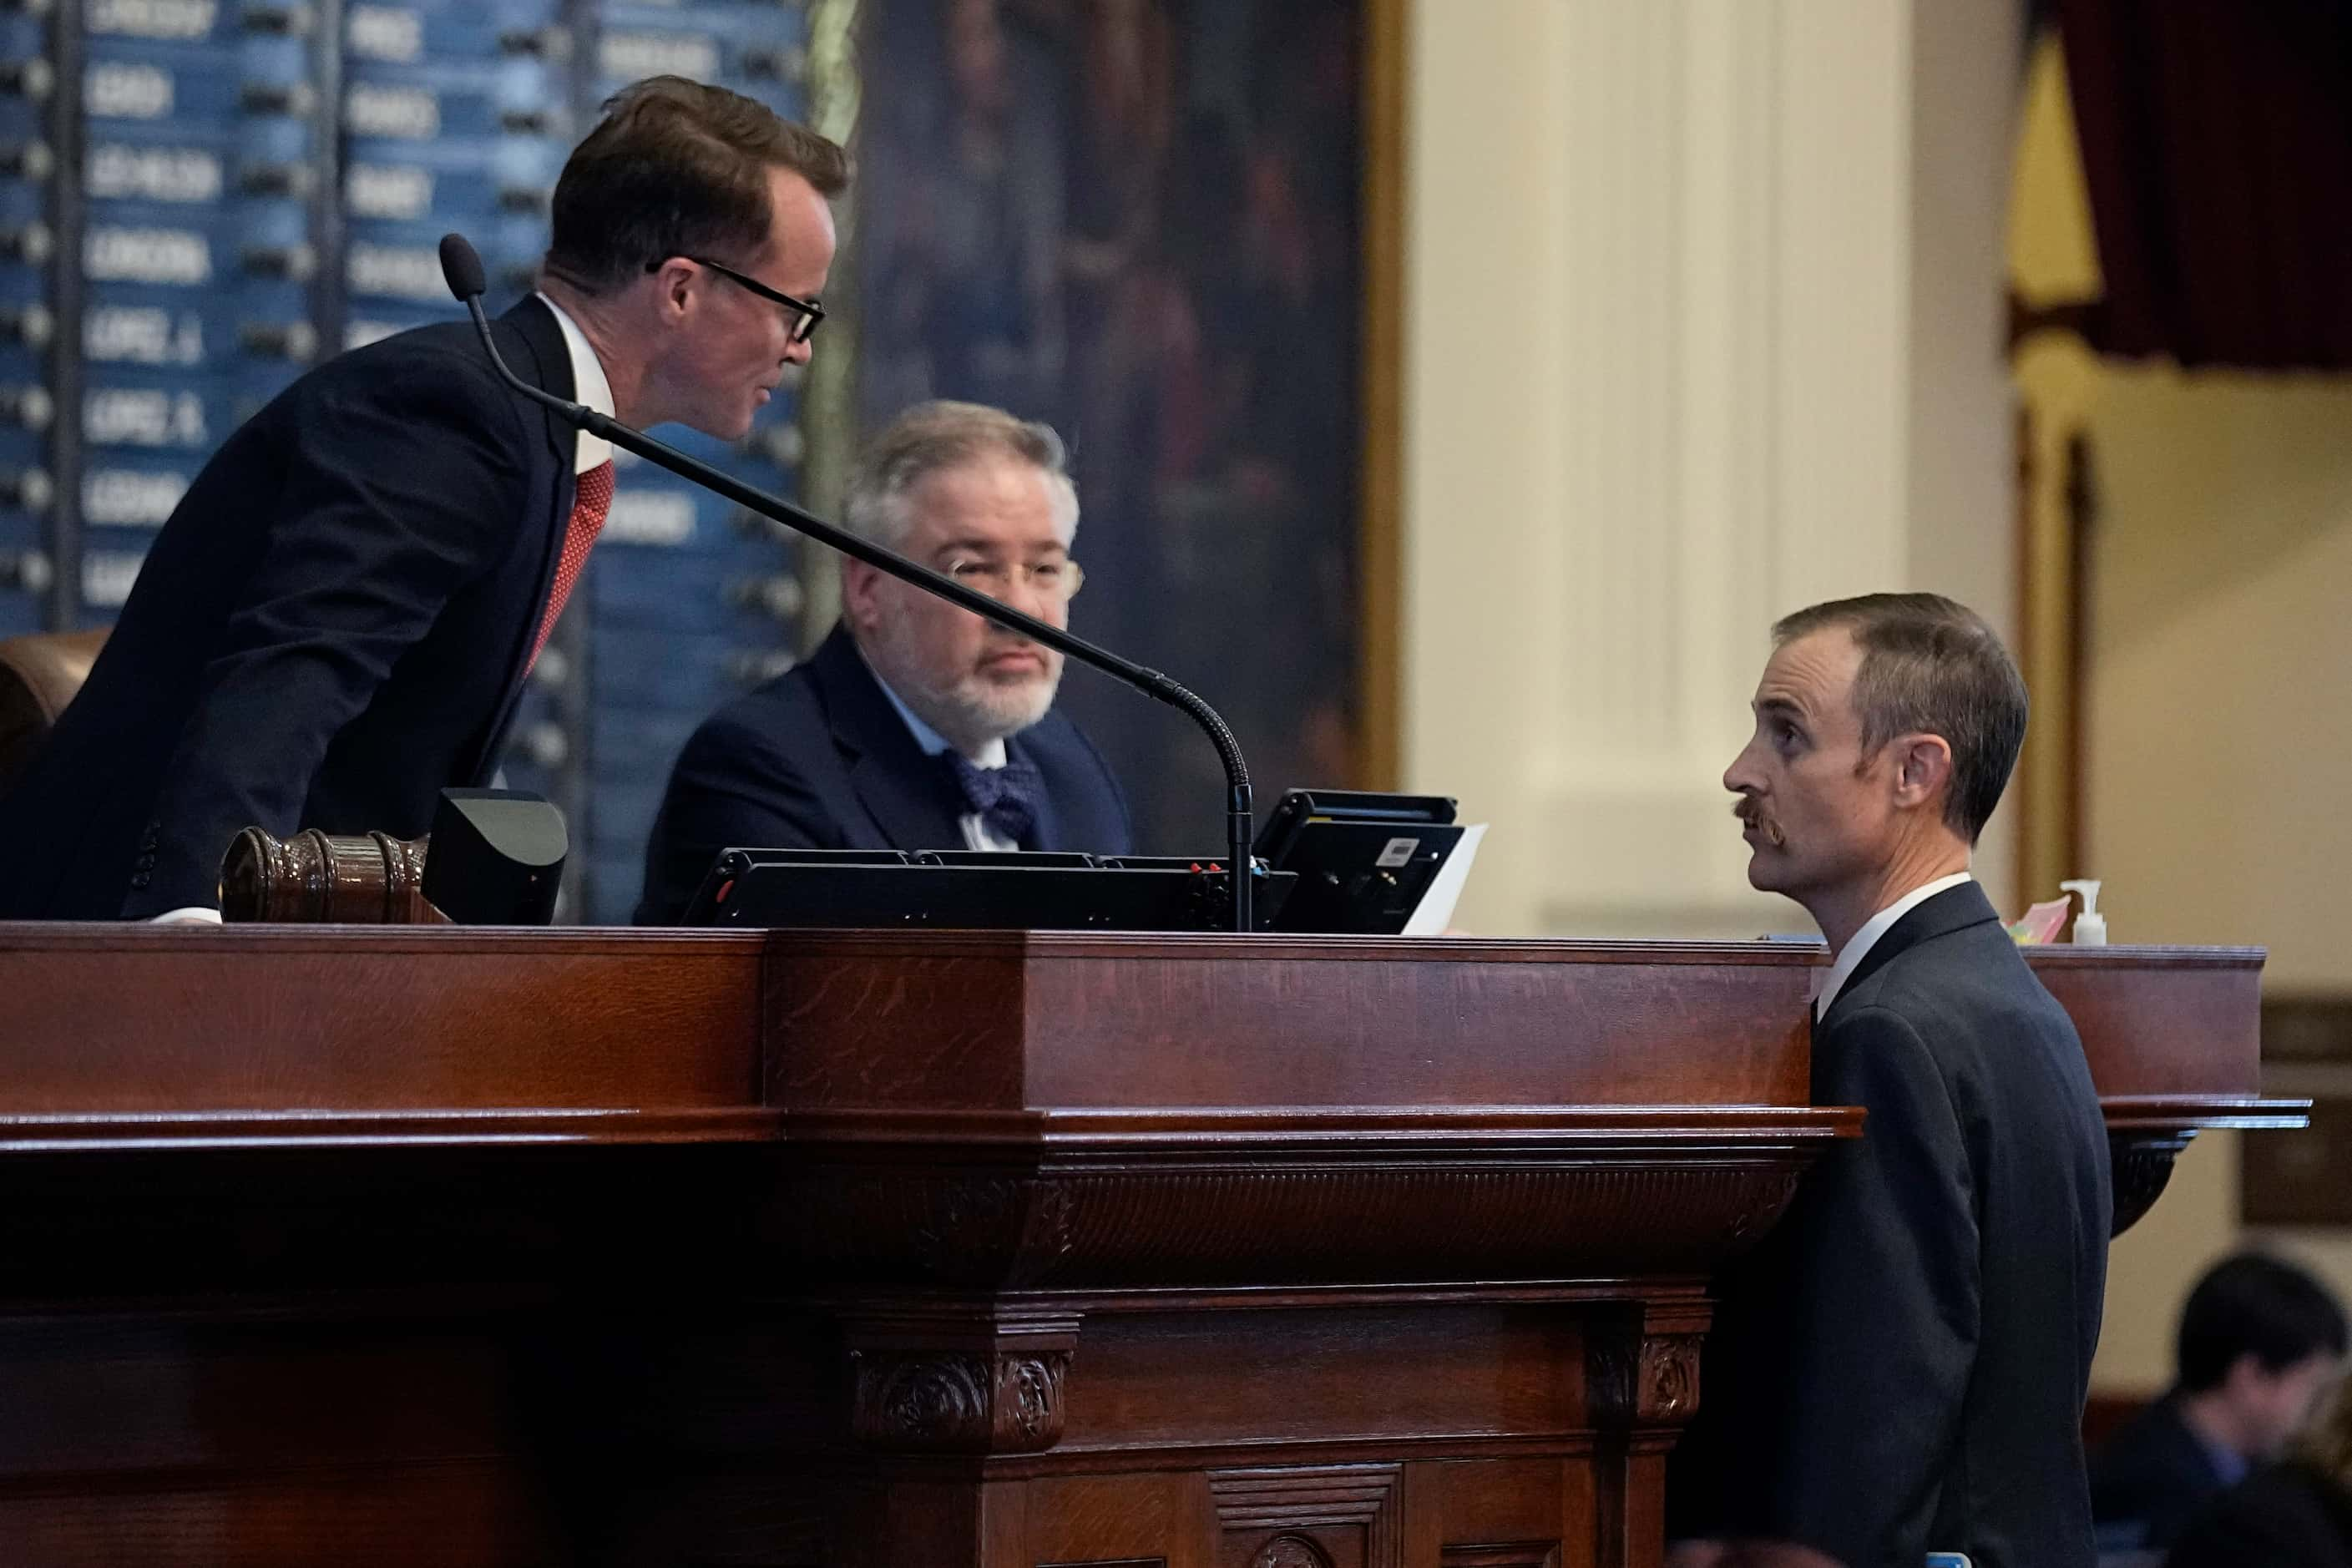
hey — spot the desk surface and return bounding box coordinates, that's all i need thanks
[0,927,2291,1146]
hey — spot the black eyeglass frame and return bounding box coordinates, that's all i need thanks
[647,255,826,344]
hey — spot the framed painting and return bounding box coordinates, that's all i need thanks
[817,0,1402,852]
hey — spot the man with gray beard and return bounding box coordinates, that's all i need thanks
[634,400,1132,922]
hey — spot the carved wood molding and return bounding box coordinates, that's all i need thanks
[2110,1129,2198,1237]
[847,1346,1070,1454]
[842,1306,1080,1455]
[792,1158,1812,1292]
[1585,1333,1703,1429]
[1586,1299,1712,1433]
[1210,1464,1403,1568]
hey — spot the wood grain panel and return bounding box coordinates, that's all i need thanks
[1403,1458,1582,1568]
[0,927,2289,1565]
[2025,946,2263,1097]
[0,926,765,1116]
[1023,1472,1206,1568]
[0,1460,556,1568]
[1056,1308,1591,1454]
[769,936,1822,1111]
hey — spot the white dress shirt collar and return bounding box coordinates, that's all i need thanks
[534,292,615,473]
[1814,871,1975,1020]
[854,644,1018,852]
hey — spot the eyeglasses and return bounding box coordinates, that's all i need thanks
[941,556,1085,604]
[652,255,826,345]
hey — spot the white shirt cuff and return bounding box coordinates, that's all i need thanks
[149,907,224,924]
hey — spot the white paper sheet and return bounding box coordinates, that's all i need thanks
[1402,822,1487,936]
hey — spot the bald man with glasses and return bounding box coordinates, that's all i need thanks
[634,400,1133,923]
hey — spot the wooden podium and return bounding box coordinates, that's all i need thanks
[0,927,2301,1566]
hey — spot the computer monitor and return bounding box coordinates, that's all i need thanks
[1251,788,1463,935]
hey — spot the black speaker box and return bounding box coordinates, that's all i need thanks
[420,789,567,925]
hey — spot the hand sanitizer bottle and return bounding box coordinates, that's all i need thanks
[2059,879,2107,945]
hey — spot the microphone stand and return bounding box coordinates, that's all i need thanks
[438,235,1255,933]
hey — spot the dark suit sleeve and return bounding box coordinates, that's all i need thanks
[1763,1004,1980,1564]
[126,353,533,917]
[635,710,838,923]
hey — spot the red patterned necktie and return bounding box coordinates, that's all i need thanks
[529,458,614,668]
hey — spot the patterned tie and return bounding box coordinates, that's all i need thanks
[944,753,1044,845]
[529,459,615,668]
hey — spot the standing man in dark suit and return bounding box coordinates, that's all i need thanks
[1667,593,2112,1568]
[635,401,1130,923]
[0,77,846,920]
[2092,1251,2347,1554]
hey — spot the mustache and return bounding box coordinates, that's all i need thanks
[976,640,1059,675]
[1732,797,1787,847]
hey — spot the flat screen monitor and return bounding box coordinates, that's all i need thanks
[1251,789,1462,935]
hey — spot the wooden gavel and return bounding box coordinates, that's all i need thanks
[218,827,445,923]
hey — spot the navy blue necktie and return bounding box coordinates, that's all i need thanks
[943,753,1044,845]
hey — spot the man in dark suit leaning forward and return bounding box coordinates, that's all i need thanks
[1667,593,2112,1568]
[635,401,1131,923]
[0,77,846,920]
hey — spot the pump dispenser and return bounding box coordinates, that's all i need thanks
[2059,879,2107,945]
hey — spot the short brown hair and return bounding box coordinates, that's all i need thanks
[545,76,849,292]
[1772,592,2027,843]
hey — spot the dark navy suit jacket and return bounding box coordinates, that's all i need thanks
[1668,881,2113,1568]
[2089,1392,2233,1551]
[634,625,1133,923]
[0,298,581,918]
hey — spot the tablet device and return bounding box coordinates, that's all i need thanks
[1252,788,1462,934]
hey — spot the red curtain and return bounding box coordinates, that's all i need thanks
[2057,0,2352,370]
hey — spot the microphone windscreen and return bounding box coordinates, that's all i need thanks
[438,233,487,301]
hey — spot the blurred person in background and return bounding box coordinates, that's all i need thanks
[2167,1368,2352,1568]
[2090,1251,2348,1555]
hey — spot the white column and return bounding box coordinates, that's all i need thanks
[1403,0,2019,938]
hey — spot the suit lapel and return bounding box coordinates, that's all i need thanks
[1824,880,2003,1023]
[473,296,579,781]
[810,629,971,849]
[503,293,580,610]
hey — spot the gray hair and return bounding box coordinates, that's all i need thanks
[842,401,1080,551]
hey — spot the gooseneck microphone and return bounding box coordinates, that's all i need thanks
[438,234,1257,932]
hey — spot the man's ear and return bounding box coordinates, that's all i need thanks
[1890,732,1955,813]
[840,560,879,634]
[647,257,697,321]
